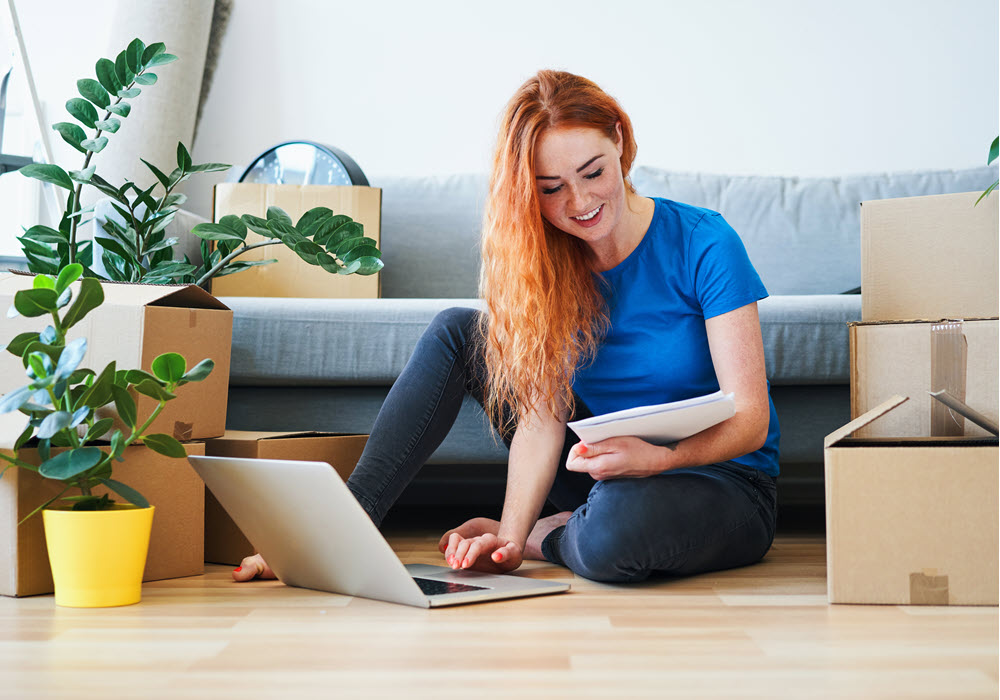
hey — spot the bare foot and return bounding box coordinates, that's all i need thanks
[437,517,501,553]
[524,511,572,560]
[232,553,277,582]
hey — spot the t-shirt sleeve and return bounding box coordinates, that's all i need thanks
[687,211,768,319]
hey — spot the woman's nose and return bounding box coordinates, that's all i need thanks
[567,184,588,213]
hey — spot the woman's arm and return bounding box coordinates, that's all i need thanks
[566,302,770,479]
[443,396,567,571]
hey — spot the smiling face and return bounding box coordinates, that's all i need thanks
[533,124,627,249]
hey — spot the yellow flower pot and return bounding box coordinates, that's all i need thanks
[42,505,155,608]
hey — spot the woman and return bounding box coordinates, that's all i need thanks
[235,70,779,584]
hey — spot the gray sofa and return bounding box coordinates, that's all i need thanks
[220,165,997,507]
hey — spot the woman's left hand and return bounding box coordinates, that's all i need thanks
[565,437,670,480]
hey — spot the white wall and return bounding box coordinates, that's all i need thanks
[8,0,1000,223]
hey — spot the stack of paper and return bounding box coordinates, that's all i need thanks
[568,391,736,446]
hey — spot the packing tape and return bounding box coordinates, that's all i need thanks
[910,568,949,605]
[173,421,194,441]
[929,322,968,436]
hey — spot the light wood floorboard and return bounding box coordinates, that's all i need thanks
[0,532,995,699]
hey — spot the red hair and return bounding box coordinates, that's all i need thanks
[479,70,638,434]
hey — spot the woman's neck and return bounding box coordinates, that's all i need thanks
[592,192,655,272]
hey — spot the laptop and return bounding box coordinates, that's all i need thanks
[188,455,571,608]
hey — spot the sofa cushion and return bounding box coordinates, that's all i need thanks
[224,295,858,388]
[630,166,997,296]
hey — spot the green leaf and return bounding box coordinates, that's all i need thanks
[85,418,115,443]
[62,278,105,329]
[54,337,87,381]
[110,430,126,461]
[297,207,333,237]
[191,223,245,242]
[133,379,176,402]
[145,53,177,68]
[32,275,55,290]
[22,225,67,244]
[100,479,148,508]
[126,38,146,73]
[975,181,998,206]
[267,220,303,245]
[117,87,140,99]
[294,240,324,261]
[14,288,58,317]
[151,353,186,383]
[218,214,248,237]
[20,163,74,190]
[55,263,83,293]
[80,361,116,409]
[140,158,170,189]
[69,166,97,184]
[115,50,134,87]
[312,215,354,246]
[241,214,272,236]
[337,259,362,275]
[81,137,109,154]
[39,446,104,480]
[125,369,159,386]
[109,102,131,118]
[142,433,188,459]
[2,331,39,356]
[112,384,136,427]
[95,57,123,94]
[65,97,98,129]
[94,117,121,133]
[179,358,214,384]
[355,257,384,276]
[343,244,382,264]
[77,78,110,109]
[134,72,157,86]
[0,386,33,414]
[37,411,73,439]
[52,122,87,154]
[335,236,379,257]
[187,162,231,173]
[176,142,192,171]
[266,206,293,227]
[142,42,166,64]
[989,137,999,165]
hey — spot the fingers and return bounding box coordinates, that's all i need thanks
[491,541,518,563]
[232,553,276,582]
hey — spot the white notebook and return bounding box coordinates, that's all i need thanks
[568,391,736,446]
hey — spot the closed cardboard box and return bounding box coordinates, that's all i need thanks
[860,191,998,323]
[203,431,367,565]
[850,319,998,438]
[210,184,382,299]
[0,441,206,597]
[825,396,998,606]
[0,275,233,441]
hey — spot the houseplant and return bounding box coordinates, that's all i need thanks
[0,263,213,607]
[975,136,998,205]
[17,37,383,287]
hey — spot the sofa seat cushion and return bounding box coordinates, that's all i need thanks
[225,294,858,388]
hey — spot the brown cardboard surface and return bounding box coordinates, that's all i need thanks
[209,184,382,299]
[203,431,368,565]
[0,442,205,597]
[860,191,999,322]
[824,400,999,606]
[850,319,998,438]
[0,275,233,441]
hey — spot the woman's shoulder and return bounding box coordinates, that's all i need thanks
[650,197,727,236]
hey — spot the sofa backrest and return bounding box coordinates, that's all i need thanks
[372,166,997,298]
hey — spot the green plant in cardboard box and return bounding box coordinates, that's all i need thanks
[0,263,213,519]
[976,136,998,206]
[18,38,383,288]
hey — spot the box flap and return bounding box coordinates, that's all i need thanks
[214,430,329,442]
[825,395,908,448]
[99,281,230,311]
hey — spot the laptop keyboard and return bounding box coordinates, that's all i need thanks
[413,577,490,596]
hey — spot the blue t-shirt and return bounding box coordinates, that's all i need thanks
[572,198,780,476]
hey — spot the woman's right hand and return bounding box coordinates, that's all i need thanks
[232,553,277,582]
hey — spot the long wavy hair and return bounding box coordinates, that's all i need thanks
[478,70,638,436]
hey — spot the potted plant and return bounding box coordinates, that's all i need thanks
[0,263,213,607]
[16,37,383,287]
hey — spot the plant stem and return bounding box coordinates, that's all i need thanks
[195,239,298,288]
[126,397,170,446]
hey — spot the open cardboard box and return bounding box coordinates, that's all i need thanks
[824,395,998,606]
[0,275,233,441]
[203,430,368,565]
[0,435,206,597]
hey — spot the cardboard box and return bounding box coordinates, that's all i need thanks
[209,184,382,299]
[860,191,998,322]
[850,319,999,438]
[0,275,233,441]
[203,430,368,565]
[0,441,206,597]
[824,395,998,606]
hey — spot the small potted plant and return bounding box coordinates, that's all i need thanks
[17,37,383,287]
[0,263,213,607]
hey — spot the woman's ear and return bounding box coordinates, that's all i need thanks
[614,122,624,157]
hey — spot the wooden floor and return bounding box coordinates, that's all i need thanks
[0,530,996,699]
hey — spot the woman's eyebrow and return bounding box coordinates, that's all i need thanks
[535,154,604,180]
